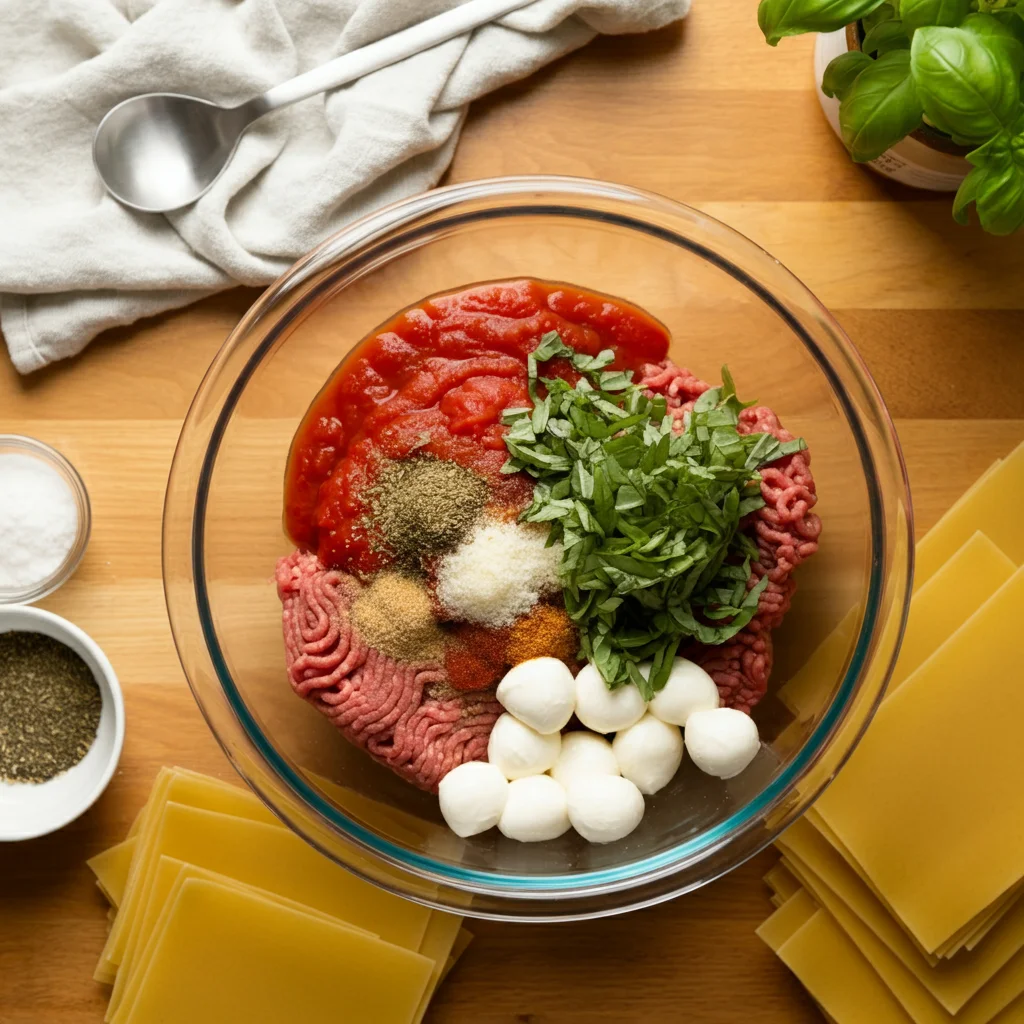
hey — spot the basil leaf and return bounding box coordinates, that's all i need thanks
[899,0,970,37]
[598,370,634,392]
[524,502,573,522]
[822,50,875,99]
[956,118,1024,234]
[501,407,532,423]
[572,349,615,373]
[615,484,644,511]
[961,13,1024,72]
[991,9,1024,48]
[758,0,885,45]
[532,395,550,434]
[533,331,573,362]
[911,26,1021,142]
[863,2,896,31]
[952,172,981,226]
[862,19,910,54]
[647,638,681,697]
[840,49,924,161]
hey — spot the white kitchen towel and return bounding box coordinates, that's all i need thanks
[0,0,686,374]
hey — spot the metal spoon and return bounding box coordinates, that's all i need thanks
[93,0,533,214]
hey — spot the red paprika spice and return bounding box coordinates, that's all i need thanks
[444,623,509,692]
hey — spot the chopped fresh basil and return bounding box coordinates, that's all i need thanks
[502,333,808,698]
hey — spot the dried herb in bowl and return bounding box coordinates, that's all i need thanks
[501,332,808,699]
[0,631,101,783]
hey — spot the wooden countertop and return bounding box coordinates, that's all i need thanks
[1,3,1023,1021]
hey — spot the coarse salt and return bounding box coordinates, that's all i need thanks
[0,454,78,591]
[435,520,561,627]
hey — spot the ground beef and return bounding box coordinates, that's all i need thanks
[638,362,822,713]
[276,550,500,792]
[277,360,819,790]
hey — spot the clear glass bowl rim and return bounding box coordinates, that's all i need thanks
[0,434,91,605]
[168,174,912,909]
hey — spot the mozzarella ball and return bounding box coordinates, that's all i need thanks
[499,775,570,842]
[685,707,761,779]
[574,663,646,734]
[496,657,576,734]
[438,761,509,838]
[647,657,720,726]
[612,713,684,795]
[566,775,645,844]
[487,713,561,780]
[549,731,620,789]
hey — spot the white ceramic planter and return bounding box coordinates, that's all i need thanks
[814,29,971,191]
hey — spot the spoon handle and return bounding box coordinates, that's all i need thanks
[257,0,536,113]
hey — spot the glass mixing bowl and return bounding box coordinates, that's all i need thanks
[163,176,912,920]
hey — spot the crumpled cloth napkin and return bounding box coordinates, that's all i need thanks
[0,0,686,373]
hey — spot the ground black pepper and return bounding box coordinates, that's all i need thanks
[0,631,101,783]
[368,456,487,564]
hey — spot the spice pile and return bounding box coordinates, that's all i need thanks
[507,604,577,665]
[351,573,443,663]
[442,622,511,692]
[433,520,561,628]
[368,457,488,565]
[0,631,101,783]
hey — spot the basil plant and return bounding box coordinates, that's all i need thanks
[757,0,1024,234]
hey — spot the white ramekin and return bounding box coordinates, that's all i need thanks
[0,605,124,841]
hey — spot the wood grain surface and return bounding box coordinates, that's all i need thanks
[1,3,1023,1022]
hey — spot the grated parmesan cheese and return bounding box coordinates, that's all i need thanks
[435,521,562,627]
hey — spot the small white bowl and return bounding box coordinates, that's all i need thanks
[0,605,124,841]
